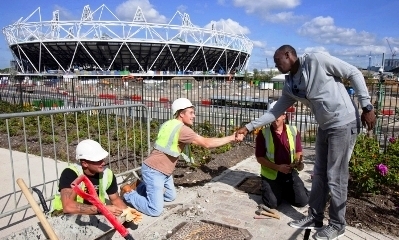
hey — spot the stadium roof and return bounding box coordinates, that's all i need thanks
[2,5,253,74]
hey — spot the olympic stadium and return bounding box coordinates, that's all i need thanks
[2,4,253,76]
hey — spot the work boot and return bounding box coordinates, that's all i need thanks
[120,179,141,196]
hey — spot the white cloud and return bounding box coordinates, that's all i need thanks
[385,37,399,56]
[252,41,266,48]
[386,37,399,46]
[115,0,167,23]
[177,5,188,13]
[332,46,388,67]
[264,11,304,23]
[204,19,250,35]
[298,16,376,46]
[264,49,276,57]
[303,46,330,54]
[335,45,386,57]
[233,0,300,13]
[252,46,276,58]
[54,5,75,21]
[230,0,303,23]
[217,0,227,5]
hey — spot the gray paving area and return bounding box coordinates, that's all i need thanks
[1,148,397,240]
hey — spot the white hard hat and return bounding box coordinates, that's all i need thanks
[172,98,194,116]
[76,139,108,162]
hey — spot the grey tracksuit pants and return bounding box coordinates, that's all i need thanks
[308,120,358,230]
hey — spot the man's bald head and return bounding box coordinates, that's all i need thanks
[276,45,297,58]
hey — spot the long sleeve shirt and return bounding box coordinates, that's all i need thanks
[246,52,371,132]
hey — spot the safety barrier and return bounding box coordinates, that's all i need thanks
[0,104,151,220]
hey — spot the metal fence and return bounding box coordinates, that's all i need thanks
[0,104,150,219]
[2,78,399,145]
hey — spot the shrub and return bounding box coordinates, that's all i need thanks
[349,134,399,194]
[188,121,232,166]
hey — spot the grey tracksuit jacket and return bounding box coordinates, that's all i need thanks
[245,52,372,131]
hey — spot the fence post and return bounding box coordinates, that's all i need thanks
[374,53,385,136]
[18,76,23,108]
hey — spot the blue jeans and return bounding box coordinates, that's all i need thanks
[308,120,358,230]
[124,163,176,216]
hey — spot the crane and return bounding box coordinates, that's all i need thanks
[386,38,397,66]
[357,52,374,73]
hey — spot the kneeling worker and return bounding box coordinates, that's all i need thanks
[121,98,245,217]
[255,102,308,209]
[52,139,142,224]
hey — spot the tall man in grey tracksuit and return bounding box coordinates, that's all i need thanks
[237,45,376,240]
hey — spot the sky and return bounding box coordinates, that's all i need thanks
[0,0,398,71]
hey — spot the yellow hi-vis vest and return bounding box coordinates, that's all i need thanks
[51,164,113,211]
[153,119,194,163]
[261,125,297,180]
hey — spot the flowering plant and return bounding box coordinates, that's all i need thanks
[375,163,388,176]
[349,134,399,194]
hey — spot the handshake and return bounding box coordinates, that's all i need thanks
[234,132,245,141]
[234,126,249,141]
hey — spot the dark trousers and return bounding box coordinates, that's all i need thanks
[261,170,309,209]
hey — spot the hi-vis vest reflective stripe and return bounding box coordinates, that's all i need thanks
[261,125,297,180]
[153,119,193,163]
[51,164,113,211]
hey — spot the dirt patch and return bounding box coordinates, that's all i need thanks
[345,186,399,237]
[173,143,255,187]
[236,176,262,195]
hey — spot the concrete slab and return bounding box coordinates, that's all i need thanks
[0,148,69,237]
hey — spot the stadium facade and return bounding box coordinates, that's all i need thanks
[2,4,253,77]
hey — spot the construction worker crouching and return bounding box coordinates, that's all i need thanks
[255,101,308,209]
[121,98,245,217]
[52,139,142,224]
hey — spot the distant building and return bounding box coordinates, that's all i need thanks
[384,59,399,71]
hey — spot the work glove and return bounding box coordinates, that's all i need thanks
[121,207,143,224]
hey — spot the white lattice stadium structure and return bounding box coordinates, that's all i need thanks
[2,4,253,75]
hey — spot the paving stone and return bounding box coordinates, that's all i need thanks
[220,216,241,226]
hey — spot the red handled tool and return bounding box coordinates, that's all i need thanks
[71,175,134,240]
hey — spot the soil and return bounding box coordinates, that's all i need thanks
[173,143,256,188]
[345,186,399,237]
[172,144,399,238]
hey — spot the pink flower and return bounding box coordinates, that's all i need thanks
[389,137,396,144]
[375,163,388,176]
